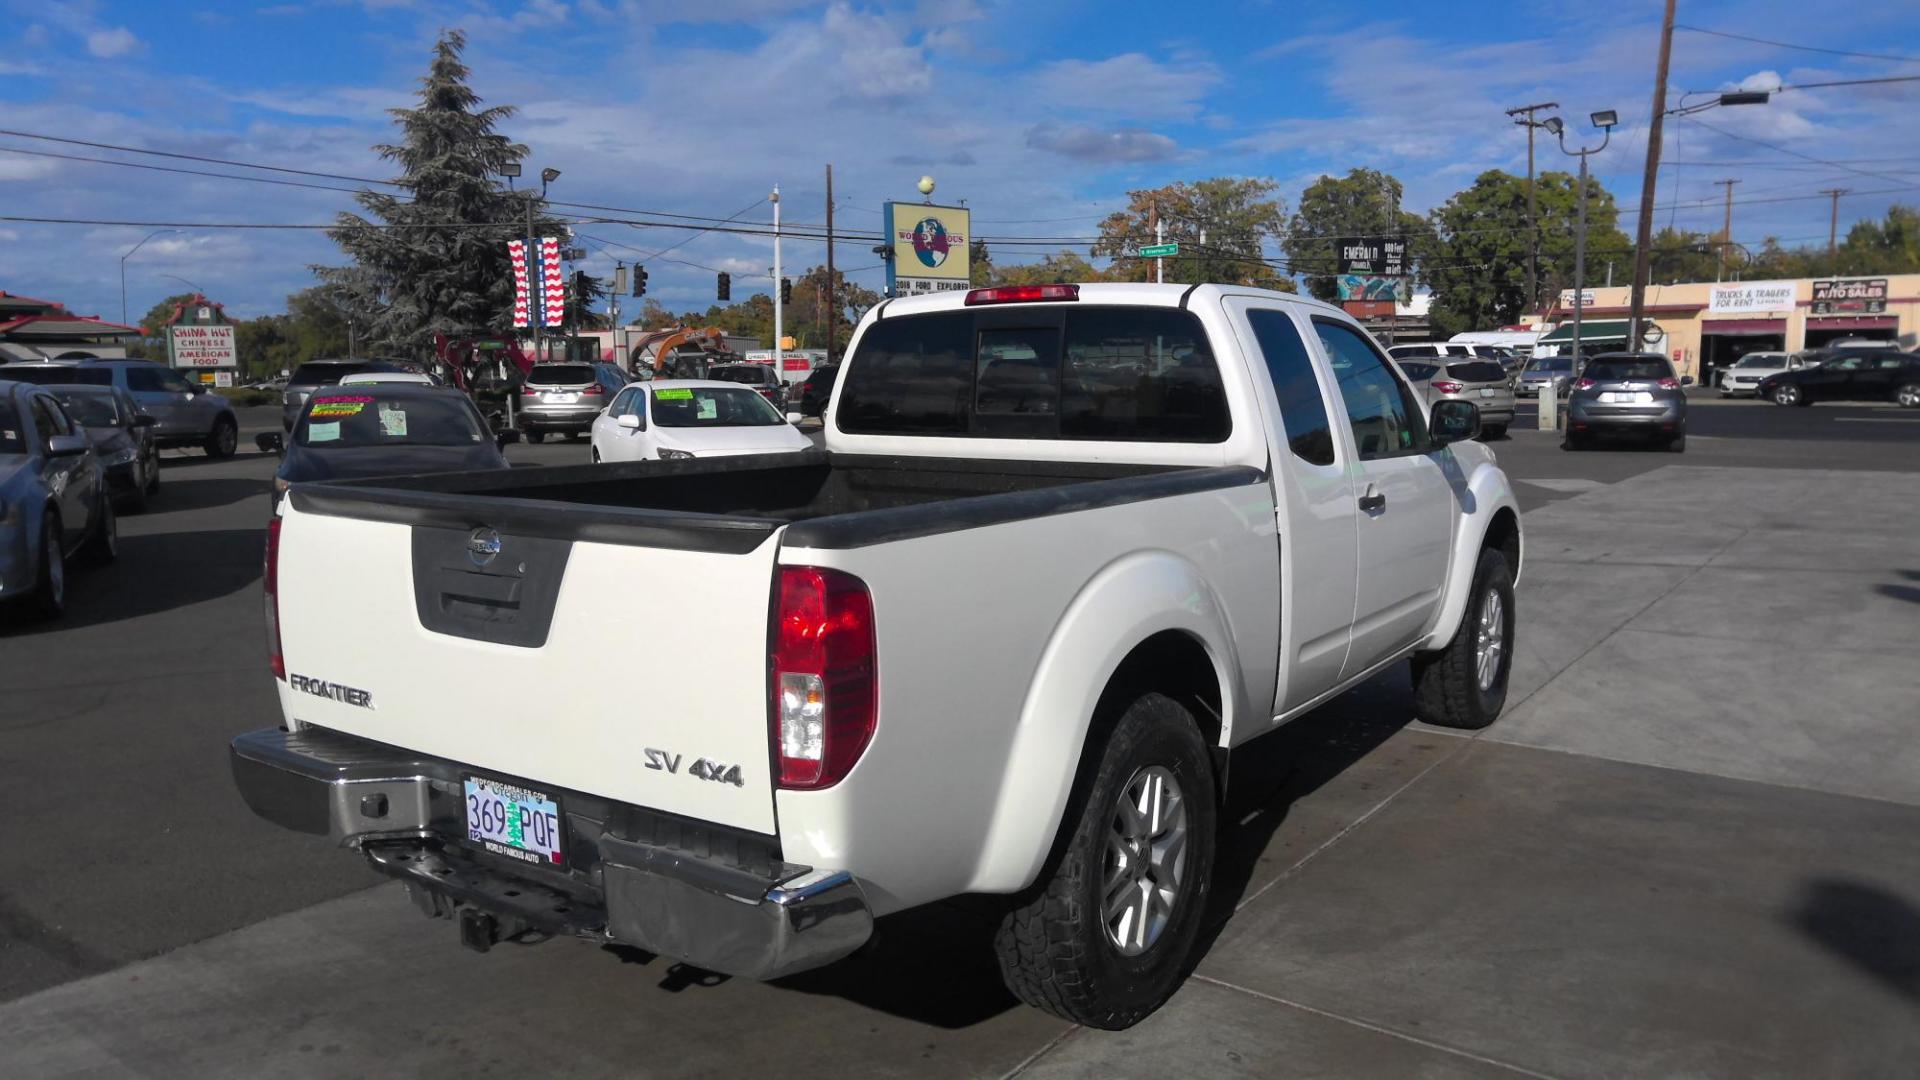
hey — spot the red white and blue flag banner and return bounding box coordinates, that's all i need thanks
[508,239,531,328]
[540,237,565,328]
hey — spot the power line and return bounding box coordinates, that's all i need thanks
[1681,115,1917,187]
[1778,74,1920,92]
[1672,24,1920,65]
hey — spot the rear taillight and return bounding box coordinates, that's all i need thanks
[1432,380,1464,394]
[1575,378,1596,390]
[582,384,603,395]
[264,516,285,680]
[965,284,1079,306]
[772,566,876,789]
[1657,377,1680,389]
[521,385,540,396]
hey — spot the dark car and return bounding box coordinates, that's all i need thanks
[1564,352,1690,451]
[259,384,517,497]
[0,380,117,620]
[282,359,412,430]
[796,363,840,418]
[47,384,160,512]
[0,358,238,456]
[706,362,788,410]
[1757,351,1920,408]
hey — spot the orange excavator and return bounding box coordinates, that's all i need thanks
[625,326,737,379]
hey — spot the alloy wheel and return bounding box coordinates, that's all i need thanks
[1774,385,1800,406]
[1102,764,1188,956]
[1476,587,1506,693]
[1899,384,1920,408]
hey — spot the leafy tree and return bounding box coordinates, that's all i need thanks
[316,30,560,355]
[1093,178,1290,288]
[1837,204,1920,276]
[786,265,879,355]
[635,298,675,327]
[990,250,1108,286]
[127,292,198,358]
[1421,169,1630,335]
[969,240,994,286]
[1639,227,1720,286]
[565,272,608,331]
[1285,168,1429,301]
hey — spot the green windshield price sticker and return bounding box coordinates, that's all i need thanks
[654,388,693,400]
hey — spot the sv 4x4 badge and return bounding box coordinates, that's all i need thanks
[643,748,744,787]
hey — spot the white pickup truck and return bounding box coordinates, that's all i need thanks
[233,283,1522,1029]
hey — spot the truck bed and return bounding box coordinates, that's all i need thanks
[287,450,1260,552]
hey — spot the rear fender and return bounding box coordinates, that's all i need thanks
[965,550,1242,894]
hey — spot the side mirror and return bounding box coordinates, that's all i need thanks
[616,413,642,430]
[1429,399,1480,448]
[47,433,89,457]
[1681,375,1695,387]
[131,413,158,428]
[495,429,521,448]
[255,432,285,455]
[785,411,805,424]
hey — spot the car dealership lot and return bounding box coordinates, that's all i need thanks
[3,399,1918,1078]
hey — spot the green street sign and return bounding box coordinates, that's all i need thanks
[1139,243,1180,258]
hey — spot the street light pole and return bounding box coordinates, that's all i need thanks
[1551,111,1617,402]
[119,229,178,326]
[1506,101,1559,316]
[771,186,783,372]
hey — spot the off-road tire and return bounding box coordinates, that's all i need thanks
[204,417,238,458]
[1411,546,1515,730]
[993,692,1216,1030]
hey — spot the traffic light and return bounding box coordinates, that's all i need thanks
[780,277,792,305]
[717,272,731,302]
[632,265,648,297]
[571,270,589,297]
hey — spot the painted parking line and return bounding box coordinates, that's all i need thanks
[1832,417,1920,423]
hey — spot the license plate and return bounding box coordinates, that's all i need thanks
[542,392,576,404]
[1602,391,1653,404]
[1480,388,1495,398]
[464,776,566,868]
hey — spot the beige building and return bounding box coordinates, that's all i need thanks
[1534,273,1917,386]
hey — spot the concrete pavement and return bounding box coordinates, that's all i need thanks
[3,435,1919,1077]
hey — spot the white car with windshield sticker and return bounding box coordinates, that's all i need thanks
[588,379,811,463]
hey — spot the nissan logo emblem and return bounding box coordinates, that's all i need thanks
[467,527,503,568]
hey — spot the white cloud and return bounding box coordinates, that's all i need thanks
[85,26,142,58]
[1033,53,1219,121]
[1026,122,1181,163]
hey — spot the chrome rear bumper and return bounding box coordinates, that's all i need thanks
[230,726,873,980]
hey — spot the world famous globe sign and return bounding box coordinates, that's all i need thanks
[910,217,952,268]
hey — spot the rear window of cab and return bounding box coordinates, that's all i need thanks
[837,307,1230,442]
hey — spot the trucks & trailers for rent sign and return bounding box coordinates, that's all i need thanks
[1708,280,1795,314]
[169,324,236,368]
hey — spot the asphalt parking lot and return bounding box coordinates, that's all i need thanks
[3,395,1918,1078]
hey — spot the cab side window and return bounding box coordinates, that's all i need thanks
[124,366,165,393]
[30,397,68,450]
[1313,319,1425,459]
[1246,309,1335,466]
[157,368,195,394]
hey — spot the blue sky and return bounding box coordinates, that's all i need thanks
[3,0,1919,323]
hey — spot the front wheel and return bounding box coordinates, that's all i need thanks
[1771,384,1805,407]
[26,514,66,621]
[1897,383,1920,409]
[85,497,118,565]
[1411,546,1515,730]
[994,692,1216,1030]
[205,417,238,458]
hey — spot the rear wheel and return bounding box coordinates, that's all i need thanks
[1665,432,1687,453]
[994,692,1216,1030]
[1411,546,1515,730]
[205,416,238,458]
[1479,423,1507,440]
[525,430,546,444]
[1771,383,1805,407]
[1897,383,1920,409]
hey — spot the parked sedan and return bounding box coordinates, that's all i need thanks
[1565,353,1689,451]
[282,359,412,430]
[259,384,516,497]
[1716,351,1806,397]
[1515,355,1577,397]
[1405,359,1514,438]
[589,380,813,463]
[1757,351,1920,408]
[0,380,116,620]
[47,384,160,512]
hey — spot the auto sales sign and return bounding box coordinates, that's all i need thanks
[169,324,237,368]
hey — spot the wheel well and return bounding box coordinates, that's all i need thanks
[1483,507,1521,578]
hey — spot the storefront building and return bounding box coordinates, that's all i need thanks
[1537,273,1917,387]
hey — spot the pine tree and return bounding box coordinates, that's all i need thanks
[316,30,560,354]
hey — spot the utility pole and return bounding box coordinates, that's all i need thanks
[1627,0,1677,353]
[1822,189,1849,274]
[771,185,783,372]
[1506,101,1559,316]
[1714,178,1740,281]
[1151,199,1163,284]
[825,165,835,363]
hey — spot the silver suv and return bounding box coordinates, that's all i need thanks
[0,358,238,457]
[516,362,625,443]
[1565,352,1690,452]
[1397,358,1515,438]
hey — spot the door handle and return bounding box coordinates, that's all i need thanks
[1358,485,1386,513]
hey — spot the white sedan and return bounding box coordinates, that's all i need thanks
[589,379,813,463]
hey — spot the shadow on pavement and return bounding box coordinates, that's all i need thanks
[1792,878,1920,1001]
[143,476,272,515]
[1,528,265,634]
